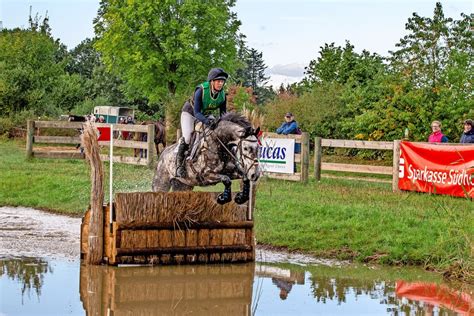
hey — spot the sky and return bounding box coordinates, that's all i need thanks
[1,0,471,86]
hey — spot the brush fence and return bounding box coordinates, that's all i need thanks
[80,264,254,315]
[81,192,255,265]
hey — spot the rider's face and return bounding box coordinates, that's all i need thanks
[211,79,225,91]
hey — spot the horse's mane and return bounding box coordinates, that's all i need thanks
[219,112,251,129]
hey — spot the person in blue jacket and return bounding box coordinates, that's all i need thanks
[460,119,474,143]
[276,113,299,135]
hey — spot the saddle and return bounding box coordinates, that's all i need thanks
[187,121,206,162]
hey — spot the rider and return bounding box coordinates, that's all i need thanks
[176,67,228,177]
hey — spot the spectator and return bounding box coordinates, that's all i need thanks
[272,278,293,300]
[276,113,299,135]
[98,116,105,123]
[460,119,474,143]
[428,121,448,143]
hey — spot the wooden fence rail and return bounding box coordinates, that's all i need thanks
[314,137,401,191]
[26,120,155,167]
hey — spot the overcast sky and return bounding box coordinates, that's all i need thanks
[1,0,471,86]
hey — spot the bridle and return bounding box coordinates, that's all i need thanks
[209,128,259,180]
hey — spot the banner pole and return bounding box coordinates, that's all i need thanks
[109,124,114,227]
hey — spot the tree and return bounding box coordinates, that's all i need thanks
[66,38,101,79]
[94,0,242,103]
[234,43,273,104]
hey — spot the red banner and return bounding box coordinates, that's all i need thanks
[398,141,474,198]
[97,127,111,141]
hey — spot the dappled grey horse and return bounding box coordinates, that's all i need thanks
[151,113,260,205]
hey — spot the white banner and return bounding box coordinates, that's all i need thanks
[259,137,295,174]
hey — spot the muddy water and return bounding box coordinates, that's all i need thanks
[0,207,473,315]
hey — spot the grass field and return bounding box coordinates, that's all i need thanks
[0,139,472,282]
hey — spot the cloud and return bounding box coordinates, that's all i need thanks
[266,74,302,88]
[267,63,306,78]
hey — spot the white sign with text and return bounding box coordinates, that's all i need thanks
[259,137,295,174]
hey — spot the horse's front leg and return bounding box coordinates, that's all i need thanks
[216,175,232,205]
[234,179,250,205]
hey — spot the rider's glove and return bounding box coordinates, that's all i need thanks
[207,118,218,130]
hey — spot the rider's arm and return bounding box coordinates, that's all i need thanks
[219,95,227,116]
[193,88,210,125]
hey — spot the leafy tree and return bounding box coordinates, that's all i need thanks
[0,27,73,116]
[66,38,101,79]
[94,0,242,103]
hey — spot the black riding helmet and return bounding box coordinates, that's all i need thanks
[207,68,229,82]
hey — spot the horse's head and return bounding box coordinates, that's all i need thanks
[216,113,261,182]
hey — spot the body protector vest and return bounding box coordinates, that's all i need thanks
[198,81,226,116]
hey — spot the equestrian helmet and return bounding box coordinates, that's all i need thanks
[207,68,229,82]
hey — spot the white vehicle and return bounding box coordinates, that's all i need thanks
[93,106,134,123]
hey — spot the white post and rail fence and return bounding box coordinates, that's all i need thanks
[26,120,155,167]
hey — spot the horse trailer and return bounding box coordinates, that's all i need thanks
[93,106,134,123]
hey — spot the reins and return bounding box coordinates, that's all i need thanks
[200,123,258,180]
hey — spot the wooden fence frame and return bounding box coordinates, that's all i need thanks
[313,137,401,191]
[26,120,156,167]
[261,132,310,183]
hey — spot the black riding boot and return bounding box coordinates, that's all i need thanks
[176,142,189,178]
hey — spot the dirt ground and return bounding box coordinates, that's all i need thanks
[0,207,81,261]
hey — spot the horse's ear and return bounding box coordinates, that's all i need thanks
[254,127,260,136]
[243,126,252,138]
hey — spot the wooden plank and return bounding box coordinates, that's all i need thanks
[99,140,147,149]
[117,221,254,231]
[294,153,301,163]
[116,245,253,256]
[146,124,155,168]
[265,172,301,181]
[321,139,394,150]
[26,120,34,158]
[392,140,401,192]
[99,154,147,166]
[314,136,322,181]
[262,132,302,141]
[35,121,83,129]
[301,132,310,183]
[34,121,150,132]
[33,151,84,159]
[322,162,392,175]
[34,136,81,144]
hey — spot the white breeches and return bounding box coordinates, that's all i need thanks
[180,111,195,144]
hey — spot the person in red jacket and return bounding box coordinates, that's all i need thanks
[428,121,448,143]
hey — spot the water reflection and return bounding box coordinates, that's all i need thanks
[396,281,473,315]
[79,263,255,315]
[0,257,51,298]
[1,258,472,315]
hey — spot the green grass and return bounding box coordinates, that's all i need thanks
[0,139,472,282]
[255,177,473,282]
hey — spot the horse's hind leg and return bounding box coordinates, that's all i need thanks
[152,160,171,192]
